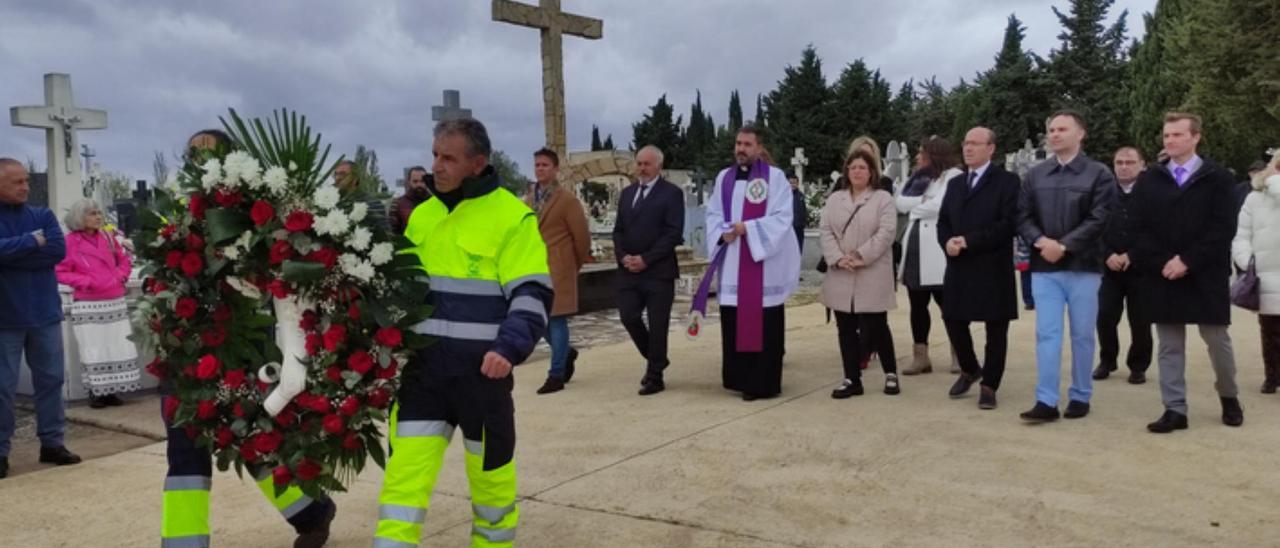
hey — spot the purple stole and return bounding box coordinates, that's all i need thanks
[688,159,770,352]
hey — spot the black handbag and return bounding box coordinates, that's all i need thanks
[1231,256,1261,311]
[817,204,864,273]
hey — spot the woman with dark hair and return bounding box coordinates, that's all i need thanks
[896,137,962,375]
[821,148,900,398]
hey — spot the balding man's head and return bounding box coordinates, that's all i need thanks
[0,158,31,205]
[635,146,664,181]
[962,127,996,169]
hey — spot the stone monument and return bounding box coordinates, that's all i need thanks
[10,73,107,219]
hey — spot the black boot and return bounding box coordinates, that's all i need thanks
[1221,397,1244,427]
[294,498,336,548]
[564,348,578,383]
[536,376,566,395]
[38,446,81,466]
[89,395,109,409]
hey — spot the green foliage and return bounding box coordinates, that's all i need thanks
[352,145,387,196]
[1044,0,1132,158]
[631,94,686,166]
[765,46,839,176]
[490,150,531,195]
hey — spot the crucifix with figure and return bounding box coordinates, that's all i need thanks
[492,0,602,160]
[10,73,107,218]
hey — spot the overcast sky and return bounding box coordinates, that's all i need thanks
[0,0,1153,188]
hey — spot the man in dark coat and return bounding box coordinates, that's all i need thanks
[1093,146,1154,384]
[1130,112,1243,433]
[938,127,1020,410]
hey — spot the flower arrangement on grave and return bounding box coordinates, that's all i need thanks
[131,109,430,497]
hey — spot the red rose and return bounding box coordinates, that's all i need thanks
[347,303,361,321]
[232,401,245,418]
[269,240,295,265]
[297,393,331,414]
[223,369,246,389]
[213,305,232,324]
[342,431,362,450]
[196,399,217,420]
[267,279,291,299]
[180,252,204,277]
[307,247,338,268]
[347,350,374,375]
[376,359,398,380]
[275,406,297,426]
[182,365,196,378]
[213,188,241,207]
[151,280,169,294]
[305,333,323,356]
[299,310,320,332]
[374,327,402,348]
[296,459,322,481]
[250,200,276,226]
[323,325,347,352]
[239,442,259,463]
[325,366,343,384]
[146,358,167,380]
[201,327,227,348]
[162,395,179,422]
[322,413,345,434]
[174,297,198,319]
[188,193,208,220]
[368,388,392,409]
[165,250,183,269]
[273,465,292,485]
[215,427,234,448]
[253,430,283,454]
[284,211,314,232]
[195,354,221,380]
[186,233,205,251]
[160,224,177,238]
[339,396,360,417]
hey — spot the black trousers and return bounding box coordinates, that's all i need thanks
[1096,271,1153,372]
[907,288,944,344]
[834,311,898,380]
[944,319,1010,391]
[1260,315,1280,383]
[617,278,676,381]
[396,365,516,471]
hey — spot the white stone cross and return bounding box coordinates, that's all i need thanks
[431,89,472,122]
[790,147,808,191]
[10,73,107,219]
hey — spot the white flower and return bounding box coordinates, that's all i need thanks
[349,202,368,222]
[349,227,371,251]
[226,277,262,300]
[222,246,241,261]
[200,159,222,190]
[338,253,361,273]
[263,166,289,194]
[349,261,376,282]
[314,186,341,210]
[369,242,395,266]
[314,209,351,236]
[221,151,261,189]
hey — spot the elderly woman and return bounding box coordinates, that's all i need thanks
[1233,150,1280,393]
[821,148,900,398]
[54,198,139,408]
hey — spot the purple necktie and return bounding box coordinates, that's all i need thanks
[1174,166,1188,186]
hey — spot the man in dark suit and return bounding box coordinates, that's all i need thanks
[1093,146,1153,384]
[613,145,685,395]
[789,176,807,253]
[937,127,1021,410]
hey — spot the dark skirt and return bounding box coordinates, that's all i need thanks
[720,305,786,397]
[903,221,940,291]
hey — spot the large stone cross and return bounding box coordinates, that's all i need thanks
[10,73,107,218]
[431,89,472,122]
[492,0,602,159]
[790,147,808,191]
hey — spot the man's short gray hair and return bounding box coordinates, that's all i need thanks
[63,198,102,232]
[434,118,492,159]
[638,145,665,168]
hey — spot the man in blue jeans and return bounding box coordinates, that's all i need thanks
[1016,111,1116,422]
[0,157,81,478]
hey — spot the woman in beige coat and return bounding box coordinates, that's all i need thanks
[821,148,900,398]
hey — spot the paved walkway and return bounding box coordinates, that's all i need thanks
[2,298,1277,547]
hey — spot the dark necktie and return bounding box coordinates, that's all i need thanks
[968,171,978,189]
[634,185,649,208]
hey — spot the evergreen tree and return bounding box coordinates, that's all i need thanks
[490,150,530,195]
[591,125,604,151]
[685,90,714,171]
[888,80,916,145]
[631,94,686,167]
[753,94,766,128]
[829,59,894,151]
[1126,0,1192,156]
[603,134,615,150]
[728,90,744,132]
[911,77,954,141]
[1044,0,1132,158]
[976,14,1054,154]
[764,46,838,173]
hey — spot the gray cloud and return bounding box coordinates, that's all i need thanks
[0,0,1153,187]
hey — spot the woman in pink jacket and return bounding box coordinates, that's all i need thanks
[55,199,140,408]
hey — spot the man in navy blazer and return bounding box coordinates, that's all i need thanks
[613,146,685,395]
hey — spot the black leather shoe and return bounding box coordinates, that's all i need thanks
[88,396,109,409]
[831,379,864,399]
[1092,364,1116,380]
[1147,410,1189,433]
[978,386,997,410]
[38,446,81,466]
[1221,397,1244,427]
[0,456,8,479]
[948,371,981,398]
[1064,400,1090,419]
[536,376,565,395]
[638,380,665,396]
[564,348,578,383]
[294,498,336,548]
[1019,402,1060,422]
[1128,371,1147,385]
[105,394,125,406]
[1262,380,1277,394]
[883,373,900,395]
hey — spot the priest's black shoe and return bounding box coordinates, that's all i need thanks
[1221,397,1244,427]
[294,498,336,548]
[831,378,864,399]
[38,446,81,466]
[1147,410,1188,433]
[0,456,8,478]
[1092,364,1115,380]
[1128,371,1147,385]
[948,371,981,398]
[89,395,110,409]
[536,377,566,395]
[978,386,997,410]
[1019,402,1060,422]
[638,380,665,396]
[564,348,578,383]
[1063,400,1090,419]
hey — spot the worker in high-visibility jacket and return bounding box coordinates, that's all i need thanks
[373,118,552,548]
